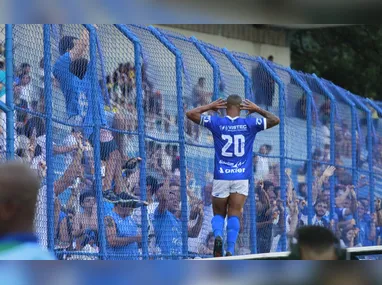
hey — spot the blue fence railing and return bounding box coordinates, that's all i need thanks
[4,24,382,260]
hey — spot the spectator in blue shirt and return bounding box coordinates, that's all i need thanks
[357,200,376,246]
[0,60,5,100]
[153,178,204,259]
[53,29,137,203]
[312,200,330,228]
[14,63,31,85]
[104,193,142,260]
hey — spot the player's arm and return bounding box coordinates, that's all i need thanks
[240,99,280,129]
[105,216,142,247]
[186,98,226,125]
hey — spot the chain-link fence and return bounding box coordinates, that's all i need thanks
[4,24,382,260]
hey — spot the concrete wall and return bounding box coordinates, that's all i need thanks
[156,25,291,67]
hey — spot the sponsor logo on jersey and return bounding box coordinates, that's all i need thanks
[202,116,211,124]
[219,125,248,132]
[219,167,224,174]
[223,168,246,174]
[219,159,246,168]
[256,118,262,125]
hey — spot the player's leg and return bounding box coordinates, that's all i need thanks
[211,180,229,257]
[226,180,249,256]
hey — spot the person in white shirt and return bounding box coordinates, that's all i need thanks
[188,183,214,256]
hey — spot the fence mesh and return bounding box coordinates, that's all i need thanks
[5,24,382,259]
[233,53,282,254]
[0,25,5,162]
[160,29,215,257]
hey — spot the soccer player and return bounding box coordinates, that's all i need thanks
[186,95,280,257]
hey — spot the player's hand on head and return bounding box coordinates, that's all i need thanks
[208,98,227,112]
[240,99,260,114]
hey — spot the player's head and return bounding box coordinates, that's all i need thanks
[226,94,242,116]
[59,36,78,55]
[70,58,89,80]
[0,161,40,235]
[294,226,339,260]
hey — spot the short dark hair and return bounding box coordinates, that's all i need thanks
[263,180,274,192]
[314,199,327,207]
[20,62,31,69]
[226,94,242,107]
[146,176,159,195]
[297,226,338,254]
[170,178,180,188]
[198,77,206,84]
[80,191,96,205]
[59,36,78,55]
[70,58,88,80]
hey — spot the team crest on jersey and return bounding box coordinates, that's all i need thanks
[256,118,262,125]
[203,116,211,124]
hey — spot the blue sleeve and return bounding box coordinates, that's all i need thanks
[200,115,218,133]
[53,52,72,84]
[247,117,267,133]
[335,207,345,220]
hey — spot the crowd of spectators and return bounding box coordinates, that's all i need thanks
[245,95,382,254]
[4,33,211,259]
[2,33,382,261]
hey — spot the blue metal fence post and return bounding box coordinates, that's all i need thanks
[83,24,108,260]
[148,26,188,259]
[289,70,314,225]
[43,24,55,253]
[5,24,14,160]
[349,93,374,215]
[258,57,287,252]
[222,48,257,253]
[312,74,336,221]
[332,84,357,187]
[190,37,220,101]
[114,24,149,259]
[367,98,382,116]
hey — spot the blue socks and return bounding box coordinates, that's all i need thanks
[211,215,225,238]
[212,215,241,255]
[227,216,240,254]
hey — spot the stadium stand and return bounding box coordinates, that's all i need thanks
[1,24,382,260]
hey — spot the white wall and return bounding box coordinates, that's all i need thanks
[156,25,291,67]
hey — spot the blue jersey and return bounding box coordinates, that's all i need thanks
[106,211,139,260]
[153,208,182,257]
[53,52,107,138]
[200,115,267,180]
